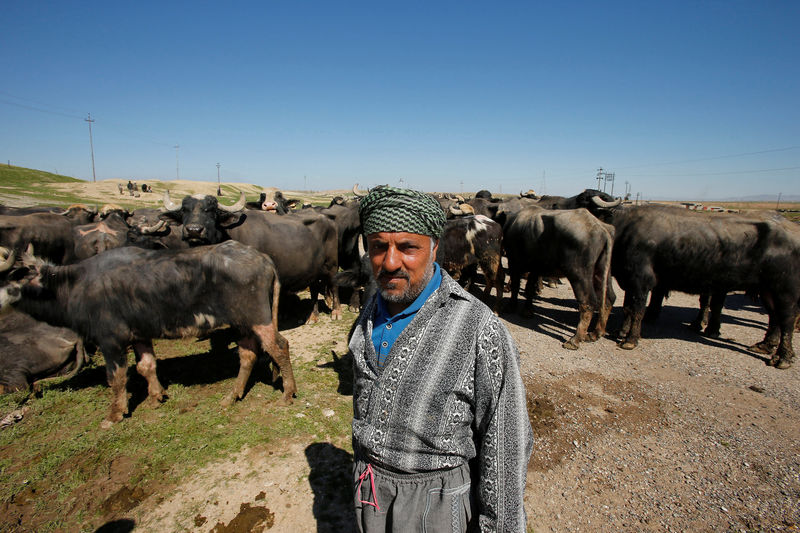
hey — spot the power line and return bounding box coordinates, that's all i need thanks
[85,114,96,183]
[0,98,84,120]
[617,146,800,170]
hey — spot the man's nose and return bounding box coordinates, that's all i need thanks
[383,245,402,272]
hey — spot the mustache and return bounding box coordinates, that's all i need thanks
[377,268,409,280]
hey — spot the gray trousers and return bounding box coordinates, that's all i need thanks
[353,460,477,533]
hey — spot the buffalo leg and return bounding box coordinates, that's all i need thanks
[101,348,129,429]
[222,337,258,406]
[750,294,780,357]
[644,286,667,323]
[563,275,594,350]
[767,299,797,368]
[483,261,504,316]
[703,292,725,338]
[589,277,616,341]
[506,266,522,314]
[620,288,649,350]
[329,281,342,321]
[305,284,321,324]
[133,341,167,404]
[689,293,711,332]
[254,324,296,404]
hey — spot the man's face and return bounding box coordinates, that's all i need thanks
[366,232,438,310]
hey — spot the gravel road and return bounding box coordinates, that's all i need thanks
[516,280,799,532]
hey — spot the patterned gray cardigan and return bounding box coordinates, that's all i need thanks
[350,271,534,532]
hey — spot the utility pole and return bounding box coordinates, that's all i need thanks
[216,163,221,196]
[776,192,782,210]
[174,145,180,180]
[85,113,96,182]
[596,168,603,190]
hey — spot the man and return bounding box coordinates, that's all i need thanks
[350,186,533,532]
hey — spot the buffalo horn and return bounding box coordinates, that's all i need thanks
[218,191,246,213]
[162,190,181,211]
[0,247,14,272]
[455,195,465,202]
[352,184,367,197]
[591,196,623,208]
[139,219,167,234]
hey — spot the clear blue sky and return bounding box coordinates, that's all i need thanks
[2,1,798,200]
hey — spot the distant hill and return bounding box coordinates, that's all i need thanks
[717,194,800,203]
[0,165,350,209]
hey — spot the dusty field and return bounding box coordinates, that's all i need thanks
[1,179,798,531]
[41,282,796,533]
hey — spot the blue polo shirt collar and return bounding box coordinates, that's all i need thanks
[372,262,442,367]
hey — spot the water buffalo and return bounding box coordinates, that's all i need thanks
[0,241,294,427]
[502,206,616,350]
[584,195,800,368]
[161,191,341,322]
[437,215,505,314]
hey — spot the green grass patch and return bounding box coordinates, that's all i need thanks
[0,165,88,206]
[0,316,356,531]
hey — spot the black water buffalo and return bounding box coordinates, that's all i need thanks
[584,196,800,368]
[162,191,341,322]
[246,191,300,214]
[0,212,77,264]
[535,189,620,210]
[502,206,616,350]
[0,241,294,427]
[0,309,86,394]
[436,215,505,314]
[126,208,187,250]
[72,212,131,260]
[0,204,96,224]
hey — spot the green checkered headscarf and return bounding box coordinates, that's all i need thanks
[359,185,446,238]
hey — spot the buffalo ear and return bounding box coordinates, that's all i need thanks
[218,210,244,228]
[159,210,183,223]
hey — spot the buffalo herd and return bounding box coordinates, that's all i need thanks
[1,185,798,426]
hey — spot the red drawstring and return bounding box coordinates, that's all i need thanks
[357,463,381,510]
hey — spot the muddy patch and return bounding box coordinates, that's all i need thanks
[210,502,275,532]
[525,371,666,472]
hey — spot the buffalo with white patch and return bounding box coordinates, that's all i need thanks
[436,215,505,314]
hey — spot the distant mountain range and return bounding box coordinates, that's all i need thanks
[652,194,800,203]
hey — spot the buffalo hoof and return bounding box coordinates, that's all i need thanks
[775,357,794,370]
[619,341,638,350]
[101,412,124,429]
[220,393,237,408]
[304,314,320,325]
[331,309,342,321]
[749,342,776,355]
[586,332,600,342]
[146,393,168,407]
[562,339,580,350]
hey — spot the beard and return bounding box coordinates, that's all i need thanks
[376,260,435,306]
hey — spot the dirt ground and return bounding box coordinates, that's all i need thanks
[2,180,798,531]
[94,282,798,533]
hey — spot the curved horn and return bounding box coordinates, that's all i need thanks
[0,247,15,273]
[218,191,246,213]
[162,190,181,211]
[591,196,623,208]
[352,183,367,197]
[455,195,465,202]
[449,205,465,216]
[139,219,167,234]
